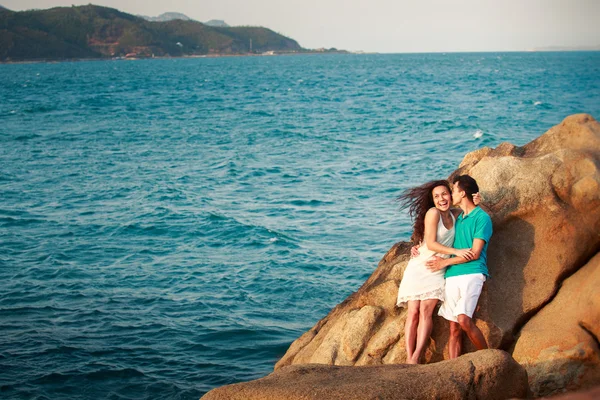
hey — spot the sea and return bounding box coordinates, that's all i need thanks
[1,52,599,399]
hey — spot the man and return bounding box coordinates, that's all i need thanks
[425,174,493,359]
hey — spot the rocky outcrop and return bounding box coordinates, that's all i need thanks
[272,114,600,396]
[199,114,600,399]
[453,113,600,349]
[512,252,600,397]
[202,349,528,400]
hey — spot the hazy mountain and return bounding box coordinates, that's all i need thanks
[139,12,193,22]
[0,4,303,61]
[205,20,229,27]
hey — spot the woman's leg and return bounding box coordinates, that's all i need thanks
[410,299,438,363]
[405,300,420,363]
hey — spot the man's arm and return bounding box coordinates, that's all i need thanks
[426,238,486,272]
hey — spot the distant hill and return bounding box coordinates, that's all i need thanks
[205,20,229,28]
[0,4,303,61]
[139,12,193,22]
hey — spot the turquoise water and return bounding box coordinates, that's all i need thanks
[1,52,599,399]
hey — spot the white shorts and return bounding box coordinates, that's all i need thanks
[438,273,486,322]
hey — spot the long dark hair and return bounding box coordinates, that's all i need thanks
[397,180,451,244]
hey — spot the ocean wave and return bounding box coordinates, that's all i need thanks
[13,133,42,141]
[0,305,73,316]
[248,110,274,117]
[22,104,58,114]
[288,199,334,207]
[32,368,146,384]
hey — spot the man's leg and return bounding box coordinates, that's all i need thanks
[448,321,462,359]
[457,314,488,350]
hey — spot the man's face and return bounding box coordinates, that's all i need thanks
[452,182,463,205]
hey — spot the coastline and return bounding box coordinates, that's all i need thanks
[3,49,599,65]
[0,50,355,65]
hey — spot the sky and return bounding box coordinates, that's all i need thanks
[2,0,600,53]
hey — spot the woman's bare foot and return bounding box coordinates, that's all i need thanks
[406,356,419,364]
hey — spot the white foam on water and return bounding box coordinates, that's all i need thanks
[534,101,542,106]
[269,237,278,243]
[473,129,483,139]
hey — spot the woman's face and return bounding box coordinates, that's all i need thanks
[432,185,451,212]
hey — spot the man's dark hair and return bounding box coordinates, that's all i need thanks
[453,175,479,203]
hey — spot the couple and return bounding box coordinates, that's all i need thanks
[396,175,492,364]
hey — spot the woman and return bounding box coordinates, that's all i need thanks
[396,180,476,364]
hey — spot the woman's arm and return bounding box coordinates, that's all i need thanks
[426,239,486,271]
[423,208,474,259]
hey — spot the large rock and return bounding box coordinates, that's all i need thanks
[512,252,600,397]
[201,349,528,400]
[454,113,600,349]
[272,114,600,394]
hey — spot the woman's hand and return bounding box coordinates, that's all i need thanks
[473,192,482,205]
[410,243,421,258]
[454,248,475,260]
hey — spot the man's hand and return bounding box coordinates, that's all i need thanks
[410,245,420,259]
[426,256,447,272]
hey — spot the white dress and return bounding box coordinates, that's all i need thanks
[396,211,455,307]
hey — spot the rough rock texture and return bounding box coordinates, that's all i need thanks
[512,253,600,397]
[273,114,600,395]
[538,385,600,399]
[202,350,528,400]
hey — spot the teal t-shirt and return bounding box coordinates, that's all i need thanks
[445,206,493,278]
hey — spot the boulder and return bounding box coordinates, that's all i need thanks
[453,113,600,349]
[272,114,600,394]
[201,349,528,400]
[512,252,600,397]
